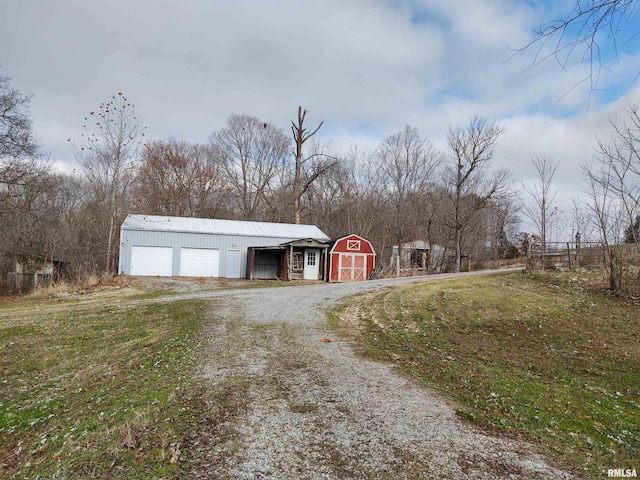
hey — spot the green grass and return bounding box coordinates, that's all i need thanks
[0,291,211,479]
[331,270,640,477]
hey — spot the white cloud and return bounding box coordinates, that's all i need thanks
[2,0,640,231]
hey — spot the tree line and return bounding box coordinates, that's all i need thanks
[1,81,519,290]
[5,1,640,291]
[3,0,640,295]
[4,71,640,293]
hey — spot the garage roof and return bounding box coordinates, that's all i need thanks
[122,214,330,241]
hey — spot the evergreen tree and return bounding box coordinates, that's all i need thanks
[624,215,640,243]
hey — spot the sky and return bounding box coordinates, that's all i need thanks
[2,0,640,236]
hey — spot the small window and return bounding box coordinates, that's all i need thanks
[307,250,316,266]
[293,252,304,271]
[347,240,361,251]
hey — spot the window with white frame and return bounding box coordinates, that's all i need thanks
[306,250,316,266]
[347,240,361,251]
[293,252,304,271]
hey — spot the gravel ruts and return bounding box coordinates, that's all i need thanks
[186,270,577,479]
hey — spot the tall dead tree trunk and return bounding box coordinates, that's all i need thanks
[291,106,336,224]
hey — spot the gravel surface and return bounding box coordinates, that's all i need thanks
[185,270,577,479]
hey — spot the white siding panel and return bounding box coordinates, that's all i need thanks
[131,246,173,276]
[180,248,219,277]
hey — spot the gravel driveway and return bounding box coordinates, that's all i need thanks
[184,270,576,479]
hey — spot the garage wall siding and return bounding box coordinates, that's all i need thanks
[119,228,316,278]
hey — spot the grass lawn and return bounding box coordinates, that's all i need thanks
[0,288,213,479]
[331,270,640,477]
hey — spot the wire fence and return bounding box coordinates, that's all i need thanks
[529,242,640,295]
[528,242,609,270]
[376,241,640,295]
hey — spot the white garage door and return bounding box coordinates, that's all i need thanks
[130,246,173,276]
[179,248,219,277]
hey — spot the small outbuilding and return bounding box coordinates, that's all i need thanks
[119,214,330,280]
[388,240,448,273]
[327,234,375,282]
[6,256,69,292]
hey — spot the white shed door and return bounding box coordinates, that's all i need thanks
[179,248,219,277]
[130,246,173,276]
[339,253,366,282]
[225,249,242,278]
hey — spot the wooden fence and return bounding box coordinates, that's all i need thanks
[528,242,609,270]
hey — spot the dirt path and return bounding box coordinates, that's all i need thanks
[185,270,576,479]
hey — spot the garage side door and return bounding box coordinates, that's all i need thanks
[179,248,219,277]
[225,249,242,278]
[130,246,173,276]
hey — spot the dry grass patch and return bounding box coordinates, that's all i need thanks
[331,270,640,477]
[0,289,212,478]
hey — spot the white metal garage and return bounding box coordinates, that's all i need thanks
[179,248,219,277]
[119,214,331,279]
[130,246,173,276]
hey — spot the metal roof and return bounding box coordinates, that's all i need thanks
[121,214,330,242]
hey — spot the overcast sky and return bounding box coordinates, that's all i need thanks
[2,0,640,232]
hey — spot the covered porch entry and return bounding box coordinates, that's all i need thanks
[247,238,328,281]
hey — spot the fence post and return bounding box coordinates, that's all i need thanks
[566,242,572,269]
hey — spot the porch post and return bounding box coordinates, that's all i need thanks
[288,245,293,281]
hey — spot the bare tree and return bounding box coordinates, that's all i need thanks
[0,70,55,292]
[0,71,39,160]
[135,139,228,218]
[303,159,346,235]
[304,146,389,242]
[333,146,389,242]
[595,104,640,239]
[0,71,93,292]
[514,0,639,96]
[377,126,442,273]
[71,92,145,275]
[0,162,76,292]
[413,185,451,269]
[0,163,61,252]
[580,102,640,290]
[211,114,290,220]
[581,160,628,290]
[570,196,592,243]
[444,116,511,272]
[1,71,43,202]
[261,169,295,223]
[522,154,560,266]
[291,106,337,224]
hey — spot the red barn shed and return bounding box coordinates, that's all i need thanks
[328,234,375,282]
